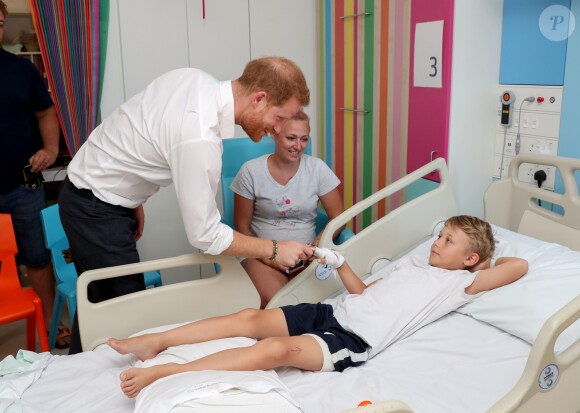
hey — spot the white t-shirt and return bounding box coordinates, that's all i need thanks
[230,154,340,244]
[67,68,235,254]
[329,255,481,358]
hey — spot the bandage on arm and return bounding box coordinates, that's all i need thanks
[313,247,345,269]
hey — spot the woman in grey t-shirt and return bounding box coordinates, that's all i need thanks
[231,112,345,308]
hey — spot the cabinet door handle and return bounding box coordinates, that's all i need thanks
[339,12,373,20]
[339,107,370,114]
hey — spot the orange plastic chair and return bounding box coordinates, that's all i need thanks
[0,213,50,352]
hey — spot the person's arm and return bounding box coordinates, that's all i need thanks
[233,194,255,236]
[337,261,367,294]
[30,106,60,173]
[314,248,366,294]
[233,194,287,271]
[317,187,346,245]
[464,257,528,295]
[223,232,313,268]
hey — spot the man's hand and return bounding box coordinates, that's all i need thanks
[29,148,58,173]
[134,205,145,241]
[258,257,287,272]
[275,240,314,268]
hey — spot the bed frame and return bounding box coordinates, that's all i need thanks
[77,154,580,413]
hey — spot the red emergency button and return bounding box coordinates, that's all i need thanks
[537,97,545,103]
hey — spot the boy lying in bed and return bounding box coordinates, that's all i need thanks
[108,215,528,398]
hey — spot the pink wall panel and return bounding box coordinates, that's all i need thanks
[407,0,454,180]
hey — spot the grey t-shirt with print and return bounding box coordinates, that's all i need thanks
[230,154,340,244]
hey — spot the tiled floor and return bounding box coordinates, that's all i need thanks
[0,267,71,360]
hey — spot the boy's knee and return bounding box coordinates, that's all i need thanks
[258,338,291,362]
[237,308,261,321]
[235,308,263,333]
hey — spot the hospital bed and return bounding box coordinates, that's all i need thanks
[1,154,579,413]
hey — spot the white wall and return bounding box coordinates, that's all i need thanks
[448,0,504,217]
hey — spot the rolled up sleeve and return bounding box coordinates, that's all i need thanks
[169,138,233,254]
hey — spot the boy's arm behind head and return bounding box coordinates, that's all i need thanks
[464,257,528,295]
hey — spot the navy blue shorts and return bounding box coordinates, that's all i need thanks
[0,185,50,267]
[281,303,370,372]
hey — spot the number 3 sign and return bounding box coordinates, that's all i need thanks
[413,20,443,88]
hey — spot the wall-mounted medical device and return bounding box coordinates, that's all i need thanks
[494,85,563,187]
[500,90,515,126]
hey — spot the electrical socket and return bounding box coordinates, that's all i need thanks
[517,163,556,189]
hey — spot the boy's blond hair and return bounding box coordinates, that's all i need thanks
[445,215,495,263]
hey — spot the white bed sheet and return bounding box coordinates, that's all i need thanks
[1,340,300,413]
[279,311,530,413]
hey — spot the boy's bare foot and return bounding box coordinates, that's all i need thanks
[119,364,180,398]
[107,334,162,361]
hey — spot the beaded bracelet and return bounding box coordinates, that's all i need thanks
[269,239,278,261]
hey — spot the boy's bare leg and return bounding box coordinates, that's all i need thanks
[108,308,288,361]
[119,335,323,398]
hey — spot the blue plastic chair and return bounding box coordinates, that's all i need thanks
[40,204,162,349]
[221,137,354,244]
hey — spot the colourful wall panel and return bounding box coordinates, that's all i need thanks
[319,0,410,231]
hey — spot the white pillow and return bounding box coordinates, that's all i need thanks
[457,226,580,352]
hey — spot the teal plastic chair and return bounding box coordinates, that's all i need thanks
[221,137,354,244]
[40,204,162,349]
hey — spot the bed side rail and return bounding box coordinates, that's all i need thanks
[484,154,580,251]
[77,254,260,351]
[487,295,580,413]
[268,158,458,308]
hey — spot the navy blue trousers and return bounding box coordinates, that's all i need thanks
[58,177,145,354]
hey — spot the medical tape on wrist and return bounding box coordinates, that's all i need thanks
[313,247,345,269]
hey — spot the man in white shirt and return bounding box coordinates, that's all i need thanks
[59,57,313,353]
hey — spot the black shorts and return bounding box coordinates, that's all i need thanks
[281,303,370,372]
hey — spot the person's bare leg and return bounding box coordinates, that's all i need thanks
[26,263,55,325]
[242,259,289,308]
[119,335,323,398]
[108,307,289,361]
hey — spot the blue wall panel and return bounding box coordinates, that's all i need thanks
[555,0,580,198]
[500,0,570,85]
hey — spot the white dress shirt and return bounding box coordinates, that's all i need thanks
[68,68,235,254]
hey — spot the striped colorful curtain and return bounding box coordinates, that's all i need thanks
[318,0,411,231]
[29,0,109,156]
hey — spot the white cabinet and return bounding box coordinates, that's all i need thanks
[117,0,190,99]
[186,0,250,82]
